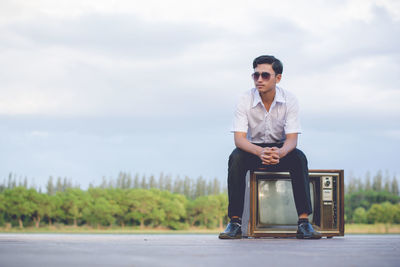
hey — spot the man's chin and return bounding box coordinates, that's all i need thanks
[256,87,266,93]
[257,86,274,94]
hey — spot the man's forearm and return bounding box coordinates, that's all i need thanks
[278,134,298,158]
[234,135,263,157]
[234,132,298,162]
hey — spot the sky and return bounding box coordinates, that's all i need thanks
[1,0,399,189]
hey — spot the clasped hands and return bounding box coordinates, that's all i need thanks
[259,147,281,165]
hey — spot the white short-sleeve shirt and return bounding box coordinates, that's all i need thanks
[231,86,302,144]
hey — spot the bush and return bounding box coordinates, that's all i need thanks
[366,202,400,224]
[366,204,385,224]
[353,207,367,224]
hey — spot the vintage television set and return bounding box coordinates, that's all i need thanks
[241,170,344,238]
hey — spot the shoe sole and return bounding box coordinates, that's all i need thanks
[218,233,242,239]
[296,233,322,239]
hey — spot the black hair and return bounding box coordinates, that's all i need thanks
[252,55,283,75]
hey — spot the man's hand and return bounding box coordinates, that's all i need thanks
[234,132,297,165]
[260,147,280,165]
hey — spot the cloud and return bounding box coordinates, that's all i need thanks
[1,0,399,119]
[29,131,49,138]
[5,14,220,59]
[1,0,400,188]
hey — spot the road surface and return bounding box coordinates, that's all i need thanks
[0,234,399,266]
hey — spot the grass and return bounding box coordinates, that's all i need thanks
[1,224,400,234]
[345,223,400,234]
[0,225,221,234]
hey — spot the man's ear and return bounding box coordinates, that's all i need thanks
[276,74,282,83]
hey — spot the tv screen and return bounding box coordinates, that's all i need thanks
[258,179,314,225]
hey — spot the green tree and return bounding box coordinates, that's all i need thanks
[383,171,391,192]
[380,202,397,223]
[3,187,35,228]
[133,173,140,188]
[126,173,132,189]
[158,190,187,229]
[164,175,172,192]
[23,177,28,188]
[353,207,367,224]
[158,173,164,190]
[62,177,72,192]
[346,174,357,194]
[183,176,192,199]
[100,176,108,189]
[82,188,116,227]
[140,175,147,189]
[372,170,383,192]
[365,174,371,191]
[46,194,62,226]
[0,193,5,226]
[188,195,220,228]
[0,182,6,193]
[7,173,17,189]
[116,172,123,188]
[393,204,400,224]
[215,194,228,228]
[7,173,12,189]
[212,178,221,195]
[345,190,400,222]
[60,188,86,227]
[36,194,52,227]
[56,177,63,193]
[83,197,115,227]
[108,188,129,227]
[367,203,385,224]
[149,175,156,189]
[391,176,399,196]
[29,189,44,228]
[46,176,55,196]
[173,176,183,194]
[194,176,206,198]
[366,202,400,224]
[125,189,160,228]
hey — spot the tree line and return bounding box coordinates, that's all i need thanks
[0,187,228,229]
[346,170,399,195]
[0,172,227,229]
[1,170,399,229]
[345,170,400,224]
[1,172,223,200]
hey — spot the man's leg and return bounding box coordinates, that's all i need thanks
[279,148,312,216]
[227,147,260,219]
[278,148,321,239]
[220,147,260,239]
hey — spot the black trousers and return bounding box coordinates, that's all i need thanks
[227,143,313,219]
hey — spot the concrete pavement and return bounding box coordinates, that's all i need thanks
[0,234,399,267]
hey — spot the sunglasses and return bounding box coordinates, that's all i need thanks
[252,72,275,81]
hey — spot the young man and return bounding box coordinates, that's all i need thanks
[219,55,322,239]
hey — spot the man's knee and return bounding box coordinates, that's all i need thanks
[287,149,308,167]
[229,148,247,166]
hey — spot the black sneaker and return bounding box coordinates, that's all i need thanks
[218,222,242,239]
[296,222,322,239]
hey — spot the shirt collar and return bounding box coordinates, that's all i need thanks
[252,86,286,108]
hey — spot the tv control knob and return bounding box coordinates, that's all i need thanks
[324,180,331,187]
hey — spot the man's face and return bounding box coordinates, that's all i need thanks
[253,64,281,95]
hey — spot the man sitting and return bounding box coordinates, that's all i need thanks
[219,55,322,239]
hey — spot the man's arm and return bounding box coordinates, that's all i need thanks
[234,132,263,157]
[265,133,298,165]
[234,132,298,165]
[277,133,298,159]
[234,132,279,164]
